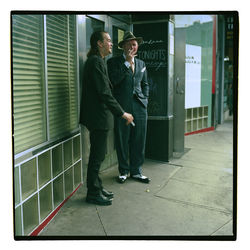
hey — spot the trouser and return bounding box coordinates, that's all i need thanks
[87,129,108,196]
[114,99,147,176]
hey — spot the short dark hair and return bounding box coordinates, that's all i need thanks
[87,31,107,58]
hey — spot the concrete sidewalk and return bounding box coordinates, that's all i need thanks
[40,119,234,237]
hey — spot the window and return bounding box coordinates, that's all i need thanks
[12,15,46,154]
[112,26,124,57]
[86,16,104,53]
[175,15,214,129]
[12,14,78,155]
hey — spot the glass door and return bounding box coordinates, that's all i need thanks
[109,17,131,57]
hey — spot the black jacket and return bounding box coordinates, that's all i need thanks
[80,55,124,130]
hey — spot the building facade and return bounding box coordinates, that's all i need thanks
[12,13,237,236]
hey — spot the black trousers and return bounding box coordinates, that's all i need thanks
[87,129,108,196]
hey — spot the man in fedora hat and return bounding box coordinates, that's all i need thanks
[107,31,151,184]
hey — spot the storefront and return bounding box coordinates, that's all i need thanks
[12,13,133,236]
[12,12,237,236]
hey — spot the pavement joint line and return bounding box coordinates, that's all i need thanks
[183,145,232,152]
[173,164,234,172]
[153,167,183,194]
[180,152,232,159]
[171,164,233,175]
[95,206,108,236]
[166,163,184,167]
[210,218,233,235]
[145,159,176,165]
[154,195,232,216]
[171,158,233,166]
[169,166,183,177]
[170,177,234,191]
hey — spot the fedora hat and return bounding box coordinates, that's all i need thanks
[118,31,143,48]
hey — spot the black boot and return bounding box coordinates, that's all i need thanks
[86,193,112,206]
[102,188,114,199]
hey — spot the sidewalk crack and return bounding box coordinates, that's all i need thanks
[210,218,233,235]
[154,195,232,215]
[95,207,107,236]
[154,167,182,194]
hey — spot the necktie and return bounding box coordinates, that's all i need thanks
[130,61,134,73]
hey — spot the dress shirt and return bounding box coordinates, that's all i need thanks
[123,54,135,70]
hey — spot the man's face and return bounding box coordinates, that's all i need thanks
[100,33,113,56]
[123,40,138,55]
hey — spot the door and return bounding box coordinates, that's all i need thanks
[110,17,131,57]
[173,28,186,155]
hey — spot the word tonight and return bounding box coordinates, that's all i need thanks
[137,49,166,61]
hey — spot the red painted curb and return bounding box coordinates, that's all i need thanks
[185,126,214,136]
[29,183,82,236]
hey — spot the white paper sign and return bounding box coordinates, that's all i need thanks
[185,44,202,109]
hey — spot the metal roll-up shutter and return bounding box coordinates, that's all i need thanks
[12,15,46,154]
[46,15,78,140]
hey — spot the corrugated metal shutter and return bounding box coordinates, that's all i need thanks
[12,15,46,154]
[68,15,78,131]
[46,15,78,139]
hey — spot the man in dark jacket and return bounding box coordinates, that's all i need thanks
[107,31,150,184]
[80,31,134,206]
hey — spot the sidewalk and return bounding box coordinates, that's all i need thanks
[40,119,234,237]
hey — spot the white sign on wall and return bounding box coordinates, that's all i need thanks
[185,44,202,109]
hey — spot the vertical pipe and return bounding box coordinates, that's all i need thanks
[211,15,217,126]
[212,15,217,94]
[77,15,86,184]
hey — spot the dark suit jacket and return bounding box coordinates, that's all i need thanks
[107,55,149,113]
[80,55,124,130]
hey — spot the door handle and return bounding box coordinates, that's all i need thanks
[176,77,184,94]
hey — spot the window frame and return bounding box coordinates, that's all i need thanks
[13,14,80,164]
